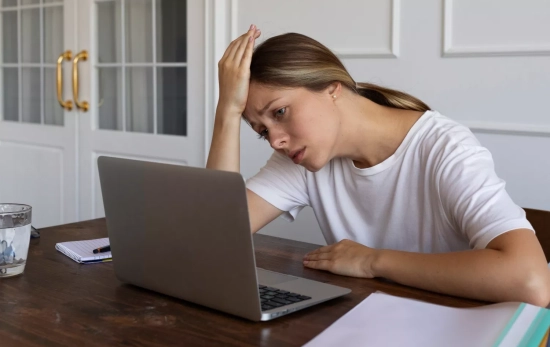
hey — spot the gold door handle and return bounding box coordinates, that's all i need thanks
[56,50,73,111]
[72,50,89,112]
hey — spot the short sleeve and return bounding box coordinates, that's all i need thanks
[437,141,533,250]
[246,151,310,221]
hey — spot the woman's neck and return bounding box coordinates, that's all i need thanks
[335,93,424,169]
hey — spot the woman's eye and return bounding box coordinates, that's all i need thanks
[275,107,286,117]
[257,129,268,141]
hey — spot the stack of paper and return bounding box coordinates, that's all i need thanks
[55,237,112,264]
[304,292,550,347]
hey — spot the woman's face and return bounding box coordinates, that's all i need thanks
[243,82,341,172]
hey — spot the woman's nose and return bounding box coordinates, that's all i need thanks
[268,127,287,150]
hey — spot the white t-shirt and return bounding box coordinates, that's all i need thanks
[246,110,533,253]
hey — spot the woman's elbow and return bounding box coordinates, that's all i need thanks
[519,269,550,307]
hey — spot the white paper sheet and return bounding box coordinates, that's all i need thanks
[304,292,519,347]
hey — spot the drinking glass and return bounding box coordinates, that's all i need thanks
[0,204,32,277]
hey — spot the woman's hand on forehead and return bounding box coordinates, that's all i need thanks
[216,25,261,118]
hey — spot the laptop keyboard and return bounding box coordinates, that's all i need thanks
[259,284,311,311]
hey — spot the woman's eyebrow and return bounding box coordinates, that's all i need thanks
[242,115,257,130]
[256,97,282,115]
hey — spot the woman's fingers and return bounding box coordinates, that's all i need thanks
[219,24,252,64]
[224,24,256,64]
[229,25,260,63]
[239,29,261,69]
[305,245,333,257]
[219,35,239,64]
[304,252,331,261]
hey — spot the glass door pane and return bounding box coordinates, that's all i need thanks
[21,67,40,123]
[126,66,153,133]
[126,0,152,63]
[43,2,63,125]
[97,0,121,63]
[2,0,17,7]
[44,67,62,124]
[2,10,17,62]
[156,0,186,63]
[21,7,39,63]
[2,68,18,121]
[97,67,123,130]
[44,4,63,63]
[157,67,186,135]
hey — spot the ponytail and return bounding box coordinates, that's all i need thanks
[355,82,430,112]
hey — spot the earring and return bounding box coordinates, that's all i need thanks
[332,95,336,99]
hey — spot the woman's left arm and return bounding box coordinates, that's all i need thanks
[303,228,550,306]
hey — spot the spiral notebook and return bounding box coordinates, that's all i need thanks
[55,237,112,264]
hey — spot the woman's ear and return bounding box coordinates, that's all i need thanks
[327,82,342,100]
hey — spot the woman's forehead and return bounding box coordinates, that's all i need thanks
[246,85,306,114]
[248,83,287,100]
[245,86,283,116]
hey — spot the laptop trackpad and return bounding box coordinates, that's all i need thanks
[257,268,299,286]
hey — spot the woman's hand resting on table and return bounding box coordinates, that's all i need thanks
[303,239,380,278]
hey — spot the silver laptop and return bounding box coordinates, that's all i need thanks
[97,156,350,321]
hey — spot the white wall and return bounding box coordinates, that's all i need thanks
[210,0,550,245]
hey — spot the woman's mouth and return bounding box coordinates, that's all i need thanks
[291,148,305,164]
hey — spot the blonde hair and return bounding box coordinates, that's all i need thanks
[250,33,430,112]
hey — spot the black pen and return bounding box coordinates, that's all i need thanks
[92,245,111,254]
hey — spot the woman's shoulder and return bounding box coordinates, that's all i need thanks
[413,111,490,172]
[419,110,481,150]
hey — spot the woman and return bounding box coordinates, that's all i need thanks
[207,25,550,306]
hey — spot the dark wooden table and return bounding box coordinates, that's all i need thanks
[0,218,490,347]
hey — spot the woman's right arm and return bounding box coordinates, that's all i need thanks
[206,25,260,172]
[206,25,283,233]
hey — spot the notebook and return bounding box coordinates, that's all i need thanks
[55,237,112,264]
[304,292,550,347]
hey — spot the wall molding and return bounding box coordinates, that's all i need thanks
[339,0,400,58]
[443,0,550,58]
[462,121,550,137]
[229,0,400,59]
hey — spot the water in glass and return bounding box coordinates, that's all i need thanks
[0,204,32,277]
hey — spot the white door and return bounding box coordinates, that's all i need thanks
[76,0,205,220]
[0,0,78,227]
